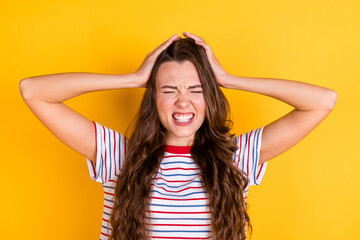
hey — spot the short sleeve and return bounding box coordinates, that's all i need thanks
[233,126,267,187]
[86,121,127,185]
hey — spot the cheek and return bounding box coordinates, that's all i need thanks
[193,97,206,115]
[156,97,173,117]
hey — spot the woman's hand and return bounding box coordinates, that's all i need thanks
[134,33,181,87]
[182,32,230,87]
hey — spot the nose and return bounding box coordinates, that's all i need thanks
[175,92,191,108]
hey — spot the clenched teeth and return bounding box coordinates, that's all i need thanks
[172,113,194,122]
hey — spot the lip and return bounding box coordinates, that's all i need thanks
[172,112,195,115]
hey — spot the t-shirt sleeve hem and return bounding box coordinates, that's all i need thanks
[249,125,267,186]
[86,121,105,184]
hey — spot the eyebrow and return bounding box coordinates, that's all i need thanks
[160,84,202,90]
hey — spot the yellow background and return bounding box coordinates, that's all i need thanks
[2,0,359,239]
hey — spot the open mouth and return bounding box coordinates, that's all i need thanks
[172,113,195,123]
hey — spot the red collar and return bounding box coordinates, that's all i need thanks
[164,145,192,154]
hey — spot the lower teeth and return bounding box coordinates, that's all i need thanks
[174,117,193,122]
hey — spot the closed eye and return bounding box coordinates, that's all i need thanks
[191,91,203,93]
[163,91,175,93]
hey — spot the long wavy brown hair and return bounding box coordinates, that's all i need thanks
[109,38,253,240]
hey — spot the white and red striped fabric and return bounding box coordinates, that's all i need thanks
[86,121,267,240]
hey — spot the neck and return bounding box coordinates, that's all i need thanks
[165,135,194,146]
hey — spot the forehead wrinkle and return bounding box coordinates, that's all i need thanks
[156,61,202,91]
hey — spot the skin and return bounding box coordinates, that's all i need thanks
[182,32,338,165]
[19,34,182,166]
[19,32,337,168]
[155,60,206,146]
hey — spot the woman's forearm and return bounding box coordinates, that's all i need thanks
[19,72,143,103]
[221,74,338,111]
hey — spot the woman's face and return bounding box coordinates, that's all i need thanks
[155,60,206,146]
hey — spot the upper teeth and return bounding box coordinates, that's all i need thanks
[173,114,194,122]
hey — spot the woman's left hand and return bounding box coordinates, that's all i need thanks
[182,32,229,87]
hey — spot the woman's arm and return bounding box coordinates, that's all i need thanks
[19,73,142,165]
[20,33,181,165]
[20,72,143,103]
[183,31,338,165]
[220,75,337,111]
[219,75,338,164]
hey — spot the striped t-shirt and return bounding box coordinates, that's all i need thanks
[86,121,267,240]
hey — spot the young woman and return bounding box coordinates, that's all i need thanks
[19,32,337,240]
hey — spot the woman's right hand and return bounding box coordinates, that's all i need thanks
[134,33,181,87]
